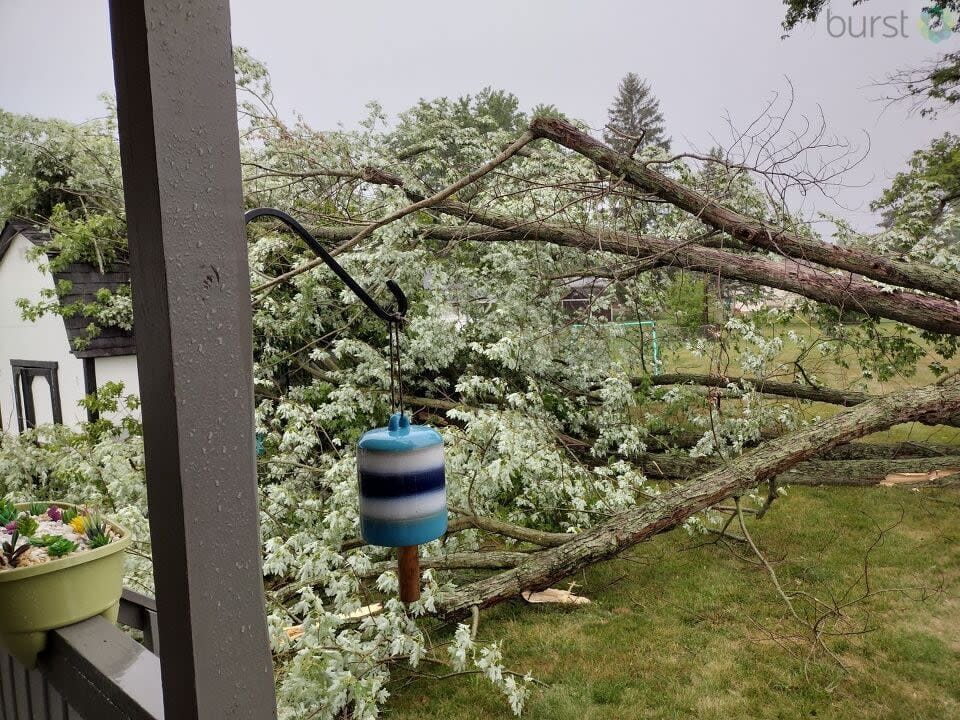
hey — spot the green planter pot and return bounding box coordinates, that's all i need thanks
[0,503,132,668]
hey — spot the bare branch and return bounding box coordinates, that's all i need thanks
[529,117,960,303]
[250,131,536,296]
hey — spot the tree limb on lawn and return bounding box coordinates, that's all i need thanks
[642,372,960,427]
[636,453,960,486]
[435,381,960,618]
[449,507,572,547]
[358,551,530,580]
[778,457,960,486]
[646,372,871,406]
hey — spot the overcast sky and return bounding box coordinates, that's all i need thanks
[1,0,957,233]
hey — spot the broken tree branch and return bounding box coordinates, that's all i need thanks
[358,551,531,579]
[645,372,869,407]
[436,381,960,617]
[642,372,960,427]
[637,453,960,486]
[449,507,573,547]
[529,117,960,303]
[413,203,960,336]
[250,131,536,296]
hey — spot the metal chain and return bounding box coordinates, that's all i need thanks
[388,320,405,417]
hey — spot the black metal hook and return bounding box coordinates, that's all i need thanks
[245,207,408,323]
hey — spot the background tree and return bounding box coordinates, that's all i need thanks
[602,72,671,153]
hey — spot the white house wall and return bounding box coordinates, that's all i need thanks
[0,233,141,433]
[0,235,88,430]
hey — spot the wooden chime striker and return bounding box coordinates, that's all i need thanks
[357,322,447,602]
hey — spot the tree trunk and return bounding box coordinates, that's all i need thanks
[305,204,960,335]
[636,453,960,485]
[820,441,960,460]
[529,117,960,304]
[778,457,960,486]
[436,381,960,618]
[643,372,960,427]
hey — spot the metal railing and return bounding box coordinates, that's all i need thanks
[0,590,163,720]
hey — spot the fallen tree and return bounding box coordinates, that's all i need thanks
[643,372,960,428]
[305,210,960,336]
[422,203,960,336]
[529,117,960,303]
[646,372,872,407]
[8,53,960,718]
[437,381,960,617]
[635,452,960,485]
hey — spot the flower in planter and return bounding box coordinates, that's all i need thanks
[69,515,88,535]
[0,503,131,667]
[83,512,112,549]
[0,504,119,573]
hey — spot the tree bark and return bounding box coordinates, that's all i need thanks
[436,381,960,617]
[778,457,960,486]
[635,453,960,485]
[451,509,572,547]
[359,551,529,579]
[820,441,960,460]
[529,117,960,304]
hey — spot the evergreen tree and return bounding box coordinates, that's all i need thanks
[603,73,670,153]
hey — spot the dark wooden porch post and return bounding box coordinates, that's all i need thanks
[107,1,277,718]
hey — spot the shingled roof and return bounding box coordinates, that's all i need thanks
[0,220,136,358]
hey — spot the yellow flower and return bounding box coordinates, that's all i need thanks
[69,516,87,534]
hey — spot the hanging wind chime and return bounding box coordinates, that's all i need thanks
[245,208,446,603]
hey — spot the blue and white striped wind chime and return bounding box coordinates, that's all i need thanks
[246,208,447,603]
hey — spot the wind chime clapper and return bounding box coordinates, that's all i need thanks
[245,208,446,605]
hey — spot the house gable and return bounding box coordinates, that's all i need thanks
[0,223,141,432]
[0,220,136,358]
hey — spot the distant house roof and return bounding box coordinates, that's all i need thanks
[0,220,136,359]
[561,276,611,301]
[0,219,48,261]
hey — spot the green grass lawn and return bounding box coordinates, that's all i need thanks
[389,485,960,719]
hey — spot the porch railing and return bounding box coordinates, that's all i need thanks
[0,590,163,720]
